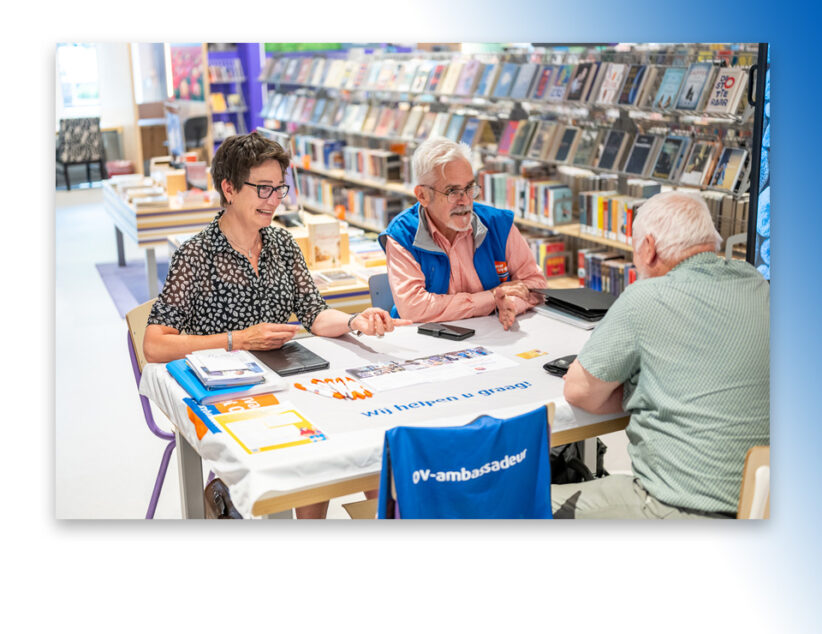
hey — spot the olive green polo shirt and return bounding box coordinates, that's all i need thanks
[577,252,770,513]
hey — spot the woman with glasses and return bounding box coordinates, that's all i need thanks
[145,132,409,364]
[378,136,546,330]
[144,132,408,519]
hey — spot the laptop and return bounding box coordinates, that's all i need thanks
[251,342,330,377]
[535,288,616,322]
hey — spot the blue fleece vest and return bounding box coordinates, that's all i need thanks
[379,202,514,317]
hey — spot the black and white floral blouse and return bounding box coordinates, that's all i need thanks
[147,211,328,334]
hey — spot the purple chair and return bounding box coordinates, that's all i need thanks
[126,299,215,519]
[127,330,176,519]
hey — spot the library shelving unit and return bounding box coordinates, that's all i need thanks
[207,44,266,153]
[251,43,763,293]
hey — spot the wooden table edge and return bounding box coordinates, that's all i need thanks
[250,415,630,517]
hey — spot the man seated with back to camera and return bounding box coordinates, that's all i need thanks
[379,137,547,330]
[555,191,769,519]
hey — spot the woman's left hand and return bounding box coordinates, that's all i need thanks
[351,307,413,337]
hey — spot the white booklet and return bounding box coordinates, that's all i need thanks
[186,349,267,388]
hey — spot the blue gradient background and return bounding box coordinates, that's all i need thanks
[21,1,820,631]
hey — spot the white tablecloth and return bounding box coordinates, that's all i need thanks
[140,311,617,517]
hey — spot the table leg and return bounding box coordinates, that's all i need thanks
[582,438,599,476]
[146,247,159,298]
[115,227,126,267]
[175,431,205,519]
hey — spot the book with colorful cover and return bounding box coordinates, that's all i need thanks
[709,146,748,191]
[444,113,466,142]
[438,60,463,95]
[455,59,482,96]
[526,120,560,160]
[492,63,519,98]
[703,68,748,114]
[653,66,687,110]
[425,63,447,92]
[396,60,418,92]
[650,135,689,180]
[460,117,481,147]
[410,60,434,93]
[360,105,385,134]
[675,62,715,110]
[167,358,286,405]
[374,108,396,137]
[509,119,538,157]
[415,111,438,140]
[401,105,425,139]
[572,128,603,166]
[510,63,539,99]
[475,63,501,97]
[565,63,594,102]
[530,65,555,100]
[617,64,647,105]
[596,63,627,104]
[546,64,573,101]
[582,61,606,103]
[679,140,720,186]
[497,120,520,155]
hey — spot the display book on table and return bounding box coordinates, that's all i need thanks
[185,349,266,387]
[166,353,286,405]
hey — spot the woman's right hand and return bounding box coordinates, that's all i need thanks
[236,323,300,350]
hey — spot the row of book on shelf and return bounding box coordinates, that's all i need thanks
[211,91,247,113]
[291,137,748,244]
[213,120,239,141]
[259,54,750,115]
[265,89,749,192]
[208,59,246,83]
[297,171,407,230]
[577,248,638,297]
[494,119,749,191]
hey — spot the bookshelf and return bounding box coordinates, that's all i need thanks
[207,45,266,152]
[251,43,761,297]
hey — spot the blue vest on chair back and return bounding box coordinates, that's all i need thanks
[377,406,552,519]
[378,202,514,317]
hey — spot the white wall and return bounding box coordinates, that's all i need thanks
[96,43,140,168]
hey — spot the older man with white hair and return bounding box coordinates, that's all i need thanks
[555,190,770,519]
[379,137,546,329]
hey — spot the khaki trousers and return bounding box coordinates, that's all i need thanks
[551,474,734,519]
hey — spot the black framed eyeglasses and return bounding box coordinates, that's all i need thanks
[425,183,481,204]
[244,182,290,199]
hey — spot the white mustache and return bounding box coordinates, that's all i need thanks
[450,206,472,216]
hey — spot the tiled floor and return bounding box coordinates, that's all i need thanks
[54,187,631,520]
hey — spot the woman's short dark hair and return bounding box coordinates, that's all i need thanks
[210,131,291,207]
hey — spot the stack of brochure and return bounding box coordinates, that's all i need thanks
[185,349,267,388]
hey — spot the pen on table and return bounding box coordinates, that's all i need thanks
[323,378,351,398]
[313,377,346,399]
[346,376,373,398]
[296,382,345,399]
[335,377,357,399]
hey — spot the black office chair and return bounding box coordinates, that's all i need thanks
[183,116,209,151]
[56,117,107,190]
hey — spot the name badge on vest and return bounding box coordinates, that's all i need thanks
[495,261,510,282]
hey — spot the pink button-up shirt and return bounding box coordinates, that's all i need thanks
[384,208,547,323]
